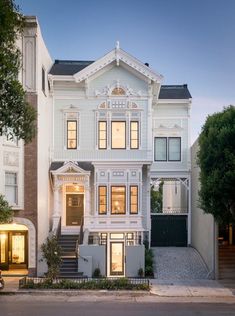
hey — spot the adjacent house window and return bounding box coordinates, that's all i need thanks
[130,186,138,214]
[154,137,167,161]
[111,121,126,149]
[98,186,107,214]
[154,137,181,161]
[5,172,18,205]
[111,186,126,214]
[130,121,139,149]
[98,121,107,149]
[168,137,181,161]
[42,67,45,93]
[67,120,77,149]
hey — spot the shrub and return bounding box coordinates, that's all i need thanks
[40,235,62,282]
[93,267,101,278]
[21,277,149,291]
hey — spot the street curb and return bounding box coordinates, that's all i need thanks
[0,289,151,296]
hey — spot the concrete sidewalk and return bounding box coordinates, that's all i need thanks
[150,279,235,297]
[1,277,235,299]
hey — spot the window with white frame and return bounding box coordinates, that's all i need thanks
[97,185,139,215]
[67,120,77,149]
[97,119,139,150]
[98,121,107,149]
[130,121,139,149]
[111,186,126,214]
[111,121,126,149]
[5,172,18,205]
[154,137,181,161]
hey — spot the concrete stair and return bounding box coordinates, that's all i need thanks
[58,234,84,278]
[219,245,235,279]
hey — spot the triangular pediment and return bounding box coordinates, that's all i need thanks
[51,161,90,175]
[73,47,163,83]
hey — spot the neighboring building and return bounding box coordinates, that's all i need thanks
[0,16,192,277]
[191,139,235,280]
[0,17,52,275]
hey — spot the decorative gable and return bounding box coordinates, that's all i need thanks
[51,161,91,176]
[73,44,163,84]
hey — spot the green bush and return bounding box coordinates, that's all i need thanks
[145,248,154,277]
[92,267,101,278]
[40,235,62,282]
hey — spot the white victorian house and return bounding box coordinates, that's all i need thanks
[0,17,192,278]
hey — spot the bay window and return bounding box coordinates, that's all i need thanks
[98,121,107,149]
[111,121,126,149]
[98,186,107,214]
[111,186,126,214]
[130,186,138,214]
[130,121,139,149]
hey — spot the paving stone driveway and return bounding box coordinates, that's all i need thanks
[152,247,209,280]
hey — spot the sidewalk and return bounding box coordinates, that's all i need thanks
[1,277,235,299]
[150,279,235,297]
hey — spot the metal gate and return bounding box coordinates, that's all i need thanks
[151,215,187,247]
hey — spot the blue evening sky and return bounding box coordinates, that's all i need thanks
[16,0,235,143]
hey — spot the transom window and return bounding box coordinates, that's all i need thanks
[111,121,126,149]
[154,137,181,161]
[111,186,126,214]
[67,120,77,149]
[98,186,107,214]
[5,172,18,205]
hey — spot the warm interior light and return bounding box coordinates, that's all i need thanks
[0,234,7,240]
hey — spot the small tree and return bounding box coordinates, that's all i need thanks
[0,0,37,142]
[0,194,13,224]
[41,235,62,282]
[198,105,235,224]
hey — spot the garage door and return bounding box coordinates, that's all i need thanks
[151,215,187,247]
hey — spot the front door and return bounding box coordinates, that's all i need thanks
[0,232,9,270]
[110,242,124,276]
[66,194,84,226]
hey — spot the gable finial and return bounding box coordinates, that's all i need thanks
[116,40,120,49]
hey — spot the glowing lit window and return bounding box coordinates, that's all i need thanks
[111,186,126,214]
[67,120,77,149]
[98,121,107,149]
[130,121,139,149]
[111,121,126,149]
[98,186,107,214]
[130,186,138,214]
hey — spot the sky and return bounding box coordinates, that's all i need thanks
[16,0,235,143]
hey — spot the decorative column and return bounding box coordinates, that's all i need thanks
[52,182,62,234]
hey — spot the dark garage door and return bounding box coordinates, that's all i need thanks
[151,215,187,247]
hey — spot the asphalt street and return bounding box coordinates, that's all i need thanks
[0,296,235,316]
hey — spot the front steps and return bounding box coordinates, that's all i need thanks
[219,245,235,280]
[58,234,84,278]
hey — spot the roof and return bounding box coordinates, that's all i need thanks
[50,161,93,172]
[49,60,94,75]
[49,60,191,99]
[159,85,191,99]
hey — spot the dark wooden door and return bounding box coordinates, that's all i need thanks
[151,215,187,247]
[66,194,84,226]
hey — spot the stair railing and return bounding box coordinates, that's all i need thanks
[76,239,88,262]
